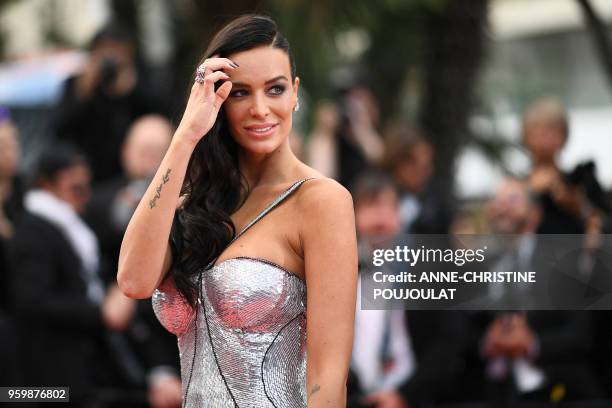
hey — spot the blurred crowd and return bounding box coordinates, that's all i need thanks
[1,23,612,408]
[310,88,612,408]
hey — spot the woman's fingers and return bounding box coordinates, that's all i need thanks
[214,81,233,109]
[201,71,230,94]
[176,55,236,143]
[197,57,238,75]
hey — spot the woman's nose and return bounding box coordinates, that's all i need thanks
[249,93,270,118]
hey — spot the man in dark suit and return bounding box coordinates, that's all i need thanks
[459,178,605,405]
[359,311,467,408]
[383,124,454,236]
[9,144,180,407]
[9,145,134,405]
[349,172,466,408]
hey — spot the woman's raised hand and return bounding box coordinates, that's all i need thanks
[175,55,237,146]
[118,55,239,299]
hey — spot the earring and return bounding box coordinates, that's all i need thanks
[293,100,300,112]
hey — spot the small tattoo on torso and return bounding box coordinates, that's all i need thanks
[308,384,321,400]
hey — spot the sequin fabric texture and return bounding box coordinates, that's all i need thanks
[152,179,312,407]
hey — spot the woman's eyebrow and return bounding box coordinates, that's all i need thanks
[231,75,288,87]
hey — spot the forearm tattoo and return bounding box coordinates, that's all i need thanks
[149,168,172,209]
[307,384,321,401]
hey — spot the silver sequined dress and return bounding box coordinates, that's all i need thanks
[152,179,312,407]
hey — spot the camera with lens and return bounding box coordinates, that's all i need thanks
[99,56,120,89]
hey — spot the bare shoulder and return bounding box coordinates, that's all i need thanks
[295,177,354,217]
[294,177,357,275]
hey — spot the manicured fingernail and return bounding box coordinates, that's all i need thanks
[230,62,239,68]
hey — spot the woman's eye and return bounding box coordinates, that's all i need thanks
[230,89,247,97]
[268,85,285,95]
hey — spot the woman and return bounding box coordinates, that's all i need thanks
[522,97,609,234]
[117,15,357,407]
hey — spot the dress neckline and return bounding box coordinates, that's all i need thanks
[232,177,314,241]
[202,177,315,274]
[209,256,306,284]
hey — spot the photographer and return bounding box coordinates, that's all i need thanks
[522,97,610,234]
[54,23,164,183]
[307,85,385,189]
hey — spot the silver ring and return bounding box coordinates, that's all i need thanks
[195,64,206,83]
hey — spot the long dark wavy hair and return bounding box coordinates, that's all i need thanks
[169,15,297,306]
